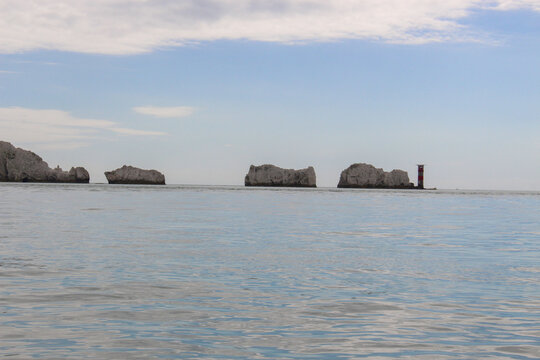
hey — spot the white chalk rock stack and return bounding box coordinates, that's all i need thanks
[105,165,165,185]
[245,164,316,187]
[0,141,89,183]
[338,163,412,188]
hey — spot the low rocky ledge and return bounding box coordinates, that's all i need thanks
[0,141,89,183]
[337,163,414,189]
[245,164,316,187]
[104,165,165,185]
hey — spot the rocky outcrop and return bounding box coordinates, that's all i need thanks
[338,163,413,188]
[245,164,316,187]
[105,165,165,185]
[0,141,89,183]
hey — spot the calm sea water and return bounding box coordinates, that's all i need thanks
[0,184,539,359]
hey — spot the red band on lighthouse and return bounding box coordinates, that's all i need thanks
[417,165,424,189]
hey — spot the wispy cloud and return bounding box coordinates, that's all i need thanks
[0,70,17,74]
[32,142,92,151]
[12,60,60,66]
[0,1,539,55]
[133,106,195,118]
[495,0,540,11]
[110,127,167,136]
[0,107,166,148]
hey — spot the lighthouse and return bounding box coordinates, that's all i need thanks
[417,164,424,189]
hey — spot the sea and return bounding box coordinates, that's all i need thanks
[0,183,539,359]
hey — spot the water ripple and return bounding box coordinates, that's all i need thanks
[0,184,539,358]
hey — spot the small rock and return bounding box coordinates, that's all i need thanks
[104,165,165,185]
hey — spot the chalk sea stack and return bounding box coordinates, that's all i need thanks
[105,165,165,185]
[0,141,89,183]
[245,164,316,187]
[338,163,413,188]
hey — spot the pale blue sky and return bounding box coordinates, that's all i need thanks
[1,1,539,189]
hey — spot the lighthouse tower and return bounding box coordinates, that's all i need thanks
[417,164,424,189]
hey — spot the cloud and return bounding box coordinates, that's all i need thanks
[0,1,539,55]
[0,107,166,148]
[133,106,195,118]
[495,0,540,11]
[32,142,92,151]
[12,60,60,66]
[110,127,167,136]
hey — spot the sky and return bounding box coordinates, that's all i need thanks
[1,0,539,189]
